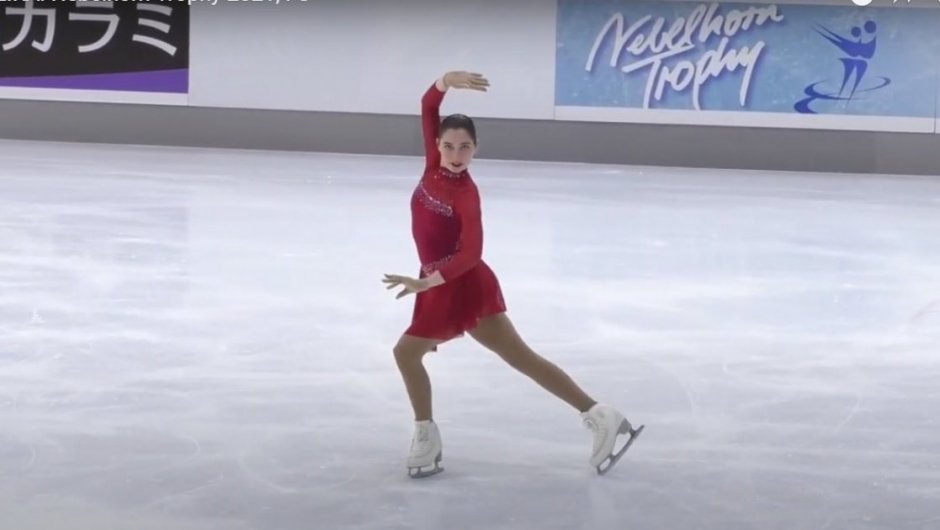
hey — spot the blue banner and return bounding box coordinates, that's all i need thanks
[555,1,940,128]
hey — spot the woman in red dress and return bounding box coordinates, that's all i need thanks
[383,71,643,478]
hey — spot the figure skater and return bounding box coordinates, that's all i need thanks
[382,70,643,478]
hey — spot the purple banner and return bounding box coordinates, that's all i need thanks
[0,69,188,93]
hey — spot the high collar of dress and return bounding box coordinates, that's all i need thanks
[437,167,468,180]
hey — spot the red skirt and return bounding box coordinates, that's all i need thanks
[405,260,506,343]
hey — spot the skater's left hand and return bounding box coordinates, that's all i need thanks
[382,274,429,299]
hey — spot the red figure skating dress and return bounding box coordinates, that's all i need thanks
[404,83,507,342]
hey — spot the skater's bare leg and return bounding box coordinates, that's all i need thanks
[393,334,441,421]
[468,313,597,412]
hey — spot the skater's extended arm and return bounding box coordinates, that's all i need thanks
[433,188,483,283]
[382,194,484,296]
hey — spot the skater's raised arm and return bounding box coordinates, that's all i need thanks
[421,72,489,171]
[421,79,446,171]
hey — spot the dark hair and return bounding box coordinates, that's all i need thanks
[439,113,477,144]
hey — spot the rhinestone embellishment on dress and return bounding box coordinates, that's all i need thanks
[414,184,453,217]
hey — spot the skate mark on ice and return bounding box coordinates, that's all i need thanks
[828,353,865,436]
[238,450,301,494]
[24,443,36,471]
[638,357,697,417]
[832,388,863,435]
[916,515,940,527]
[145,474,227,510]
[908,299,940,324]
[178,433,203,457]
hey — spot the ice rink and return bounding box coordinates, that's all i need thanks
[1,139,939,530]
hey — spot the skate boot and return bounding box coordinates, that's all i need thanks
[407,419,443,478]
[581,403,644,475]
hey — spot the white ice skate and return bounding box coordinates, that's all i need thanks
[581,403,644,475]
[407,420,443,478]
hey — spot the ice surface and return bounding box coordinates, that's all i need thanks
[1,139,939,529]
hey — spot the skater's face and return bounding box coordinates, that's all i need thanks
[437,128,477,172]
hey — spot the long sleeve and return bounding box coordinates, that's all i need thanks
[421,82,445,170]
[436,187,483,282]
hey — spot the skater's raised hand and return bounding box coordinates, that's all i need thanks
[443,71,490,92]
[383,273,429,299]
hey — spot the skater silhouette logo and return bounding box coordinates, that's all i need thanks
[794,20,891,114]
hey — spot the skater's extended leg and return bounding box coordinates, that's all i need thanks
[393,334,441,421]
[468,313,596,412]
[469,313,644,474]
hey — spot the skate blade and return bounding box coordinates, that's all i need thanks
[408,452,444,479]
[596,423,644,476]
[408,464,444,479]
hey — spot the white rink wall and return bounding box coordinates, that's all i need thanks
[0,0,938,175]
[185,0,940,130]
[189,0,557,119]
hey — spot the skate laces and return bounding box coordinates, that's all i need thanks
[411,423,432,453]
[416,425,430,443]
[583,415,607,454]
